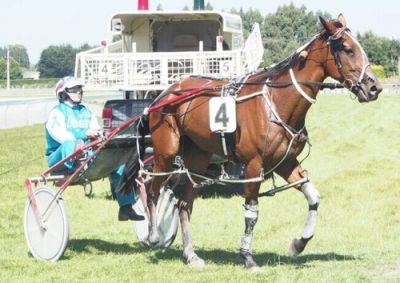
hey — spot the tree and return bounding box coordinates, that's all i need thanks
[77,43,95,52]
[37,45,76,78]
[239,8,264,38]
[156,4,163,11]
[357,31,400,76]
[10,45,30,68]
[371,64,386,79]
[0,45,30,68]
[205,2,213,10]
[262,4,331,66]
[0,57,22,79]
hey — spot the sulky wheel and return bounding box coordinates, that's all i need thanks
[83,181,93,197]
[24,186,69,261]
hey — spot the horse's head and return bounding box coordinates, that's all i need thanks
[320,14,382,102]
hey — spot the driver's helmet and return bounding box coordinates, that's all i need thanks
[55,76,84,102]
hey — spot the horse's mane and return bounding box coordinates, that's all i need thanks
[263,52,300,78]
[250,30,329,83]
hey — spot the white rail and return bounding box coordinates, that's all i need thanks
[75,50,244,91]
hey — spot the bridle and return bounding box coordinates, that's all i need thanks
[277,26,374,104]
[327,27,375,96]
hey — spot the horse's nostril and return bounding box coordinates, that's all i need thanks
[370,85,383,95]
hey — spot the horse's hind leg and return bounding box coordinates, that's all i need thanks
[179,139,211,268]
[275,159,320,256]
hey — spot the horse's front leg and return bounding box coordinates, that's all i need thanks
[148,115,180,245]
[276,159,320,256]
[148,155,177,245]
[240,159,262,270]
[147,174,164,245]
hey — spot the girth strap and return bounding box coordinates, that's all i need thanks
[220,132,237,161]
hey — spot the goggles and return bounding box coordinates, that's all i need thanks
[65,86,83,94]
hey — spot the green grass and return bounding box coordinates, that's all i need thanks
[0,94,399,282]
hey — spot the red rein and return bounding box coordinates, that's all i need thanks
[147,85,221,113]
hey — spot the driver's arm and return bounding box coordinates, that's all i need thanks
[46,108,75,143]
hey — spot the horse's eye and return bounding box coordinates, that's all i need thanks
[343,47,353,54]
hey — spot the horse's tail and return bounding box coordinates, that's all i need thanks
[117,115,149,195]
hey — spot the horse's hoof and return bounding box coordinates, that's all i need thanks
[249,265,261,272]
[146,237,160,247]
[242,254,259,270]
[148,231,160,246]
[288,238,304,256]
[187,254,205,269]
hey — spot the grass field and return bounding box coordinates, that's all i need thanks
[0,94,399,282]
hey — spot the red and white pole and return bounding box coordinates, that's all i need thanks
[138,0,149,10]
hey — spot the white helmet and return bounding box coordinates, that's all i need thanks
[55,76,84,102]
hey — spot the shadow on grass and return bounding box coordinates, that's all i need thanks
[68,238,150,255]
[173,183,244,199]
[155,247,358,267]
[67,238,357,268]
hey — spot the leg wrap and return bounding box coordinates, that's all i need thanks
[240,204,259,255]
[301,182,320,240]
[146,194,159,245]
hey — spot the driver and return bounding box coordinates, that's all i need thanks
[45,76,144,221]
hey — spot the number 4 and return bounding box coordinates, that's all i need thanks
[215,102,229,127]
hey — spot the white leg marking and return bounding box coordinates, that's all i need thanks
[301,182,320,239]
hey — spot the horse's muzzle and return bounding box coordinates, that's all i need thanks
[355,80,382,102]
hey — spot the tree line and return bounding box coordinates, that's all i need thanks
[0,44,93,81]
[1,4,399,80]
[237,4,399,77]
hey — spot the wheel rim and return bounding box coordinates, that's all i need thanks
[24,187,69,261]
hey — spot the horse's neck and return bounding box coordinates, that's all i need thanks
[272,60,326,129]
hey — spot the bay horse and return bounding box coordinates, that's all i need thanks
[128,15,382,269]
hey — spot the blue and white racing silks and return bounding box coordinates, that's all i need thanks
[45,102,100,156]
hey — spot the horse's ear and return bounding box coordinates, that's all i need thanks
[319,16,337,35]
[319,16,330,32]
[337,14,347,27]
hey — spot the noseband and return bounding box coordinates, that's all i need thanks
[328,28,374,93]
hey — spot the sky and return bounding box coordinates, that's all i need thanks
[0,0,399,64]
